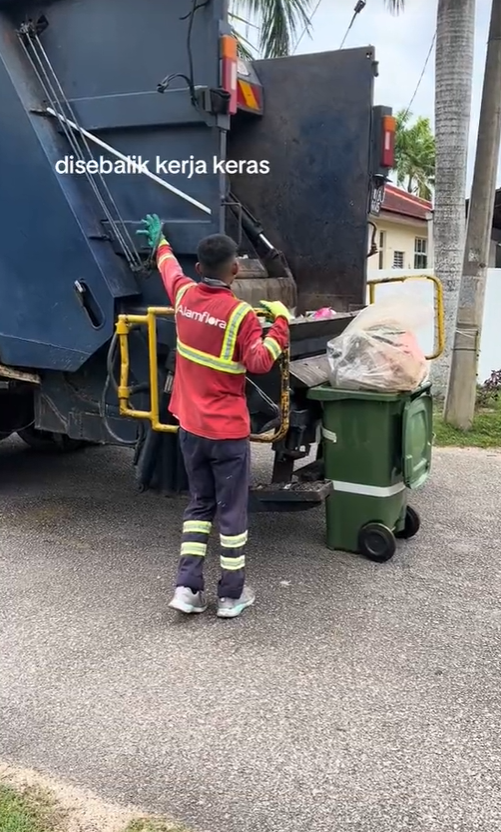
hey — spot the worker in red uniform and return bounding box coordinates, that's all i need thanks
[138,214,290,619]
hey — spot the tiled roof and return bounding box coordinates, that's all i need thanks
[381,183,433,221]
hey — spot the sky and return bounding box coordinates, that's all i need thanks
[241,0,493,193]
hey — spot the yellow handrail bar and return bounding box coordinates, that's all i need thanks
[366,273,445,360]
[115,307,290,442]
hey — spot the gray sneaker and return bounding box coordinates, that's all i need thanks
[168,587,208,614]
[217,585,256,619]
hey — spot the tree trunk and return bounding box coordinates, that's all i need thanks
[431,0,476,398]
[444,0,501,428]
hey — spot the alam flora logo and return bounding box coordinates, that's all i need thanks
[55,154,270,179]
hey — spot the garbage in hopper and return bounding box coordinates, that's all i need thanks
[291,307,337,323]
[326,292,432,392]
[311,307,337,320]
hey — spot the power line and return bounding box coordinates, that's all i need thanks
[402,31,437,119]
[293,0,324,54]
[340,1,367,50]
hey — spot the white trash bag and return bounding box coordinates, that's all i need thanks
[326,291,432,392]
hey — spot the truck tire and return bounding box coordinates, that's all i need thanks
[17,426,86,453]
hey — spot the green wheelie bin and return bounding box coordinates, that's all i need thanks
[307,382,433,562]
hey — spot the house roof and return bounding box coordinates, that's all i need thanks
[378,185,501,233]
[381,184,432,221]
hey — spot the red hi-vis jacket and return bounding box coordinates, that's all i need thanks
[156,238,290,440]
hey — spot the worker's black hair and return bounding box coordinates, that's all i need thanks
[197,234,238,278]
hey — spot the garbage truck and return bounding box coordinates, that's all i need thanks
[0,0,396,511]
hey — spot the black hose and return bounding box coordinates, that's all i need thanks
[101,333,144,447]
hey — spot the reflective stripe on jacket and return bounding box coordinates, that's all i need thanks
[156,239,289,440]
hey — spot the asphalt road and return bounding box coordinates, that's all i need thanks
[1,437,500,832]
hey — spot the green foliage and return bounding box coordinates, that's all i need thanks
[0,784,188,832]
[476,370,501,409]
[393,109,435,200]
[433,398,501,447]
[0,785,63,832]
[433,376,501,447]
[230,0,313,58]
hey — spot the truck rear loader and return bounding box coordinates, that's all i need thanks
[0,0,395,511]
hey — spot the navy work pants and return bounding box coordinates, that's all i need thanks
[176,429,250,599]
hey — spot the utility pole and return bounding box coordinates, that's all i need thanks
[444,0,501,428]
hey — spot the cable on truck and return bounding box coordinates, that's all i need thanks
[100,332,148,447]
[18,20,143,272]
[158,0,210,107]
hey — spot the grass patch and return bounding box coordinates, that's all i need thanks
[124,821,189,832]
[0,784,65,832]
[433,395,501,448]
[0,780,188,832]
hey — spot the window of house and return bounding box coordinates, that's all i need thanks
[414,237,428,269]
[393,250,404,269]
[378,231,385,269]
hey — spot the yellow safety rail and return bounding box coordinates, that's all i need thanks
[366,273,445,360]
[251,341,290,444]
[115,307,290,442]
[115,307,177,433]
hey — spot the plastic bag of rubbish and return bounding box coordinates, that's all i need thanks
[326,291,432,392]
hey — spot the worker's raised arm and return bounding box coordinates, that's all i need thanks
[156,237,194,307]
[235,301,290,375]
[137,214,193,307]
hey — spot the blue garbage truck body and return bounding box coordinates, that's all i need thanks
[0,0,393,506]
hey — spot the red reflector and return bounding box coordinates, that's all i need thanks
[221,35,238,115]
[381,115,396,168]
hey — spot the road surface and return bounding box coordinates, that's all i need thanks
[0,438,500,832]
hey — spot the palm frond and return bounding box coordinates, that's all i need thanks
[234,0,313,59]
[228,11,260,29]
[393,109,435,201]
[384,0,405,15]
[233,27,259,59]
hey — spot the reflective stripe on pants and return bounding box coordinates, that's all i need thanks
[176,429,250,599]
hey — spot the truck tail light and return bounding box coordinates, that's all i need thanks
[221,34,238,115]
[381,115,396,168]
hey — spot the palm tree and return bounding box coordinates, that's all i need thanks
[430,0,475,398]
[380,1,476,397]
[394,109,435,200]
[230,0,314,58]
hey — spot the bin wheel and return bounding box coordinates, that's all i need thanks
[358,523,396,563]
[395,505,421,540]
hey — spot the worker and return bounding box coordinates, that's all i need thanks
[138,214,291,619]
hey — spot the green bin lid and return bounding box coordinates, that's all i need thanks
[307,382,431,403]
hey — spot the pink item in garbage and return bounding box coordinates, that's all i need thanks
[312,307,337,320]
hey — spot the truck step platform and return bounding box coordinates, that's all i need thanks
[248,479,332,513]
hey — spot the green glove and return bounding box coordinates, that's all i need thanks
[259,300,292,323]
[136,213,165,252]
